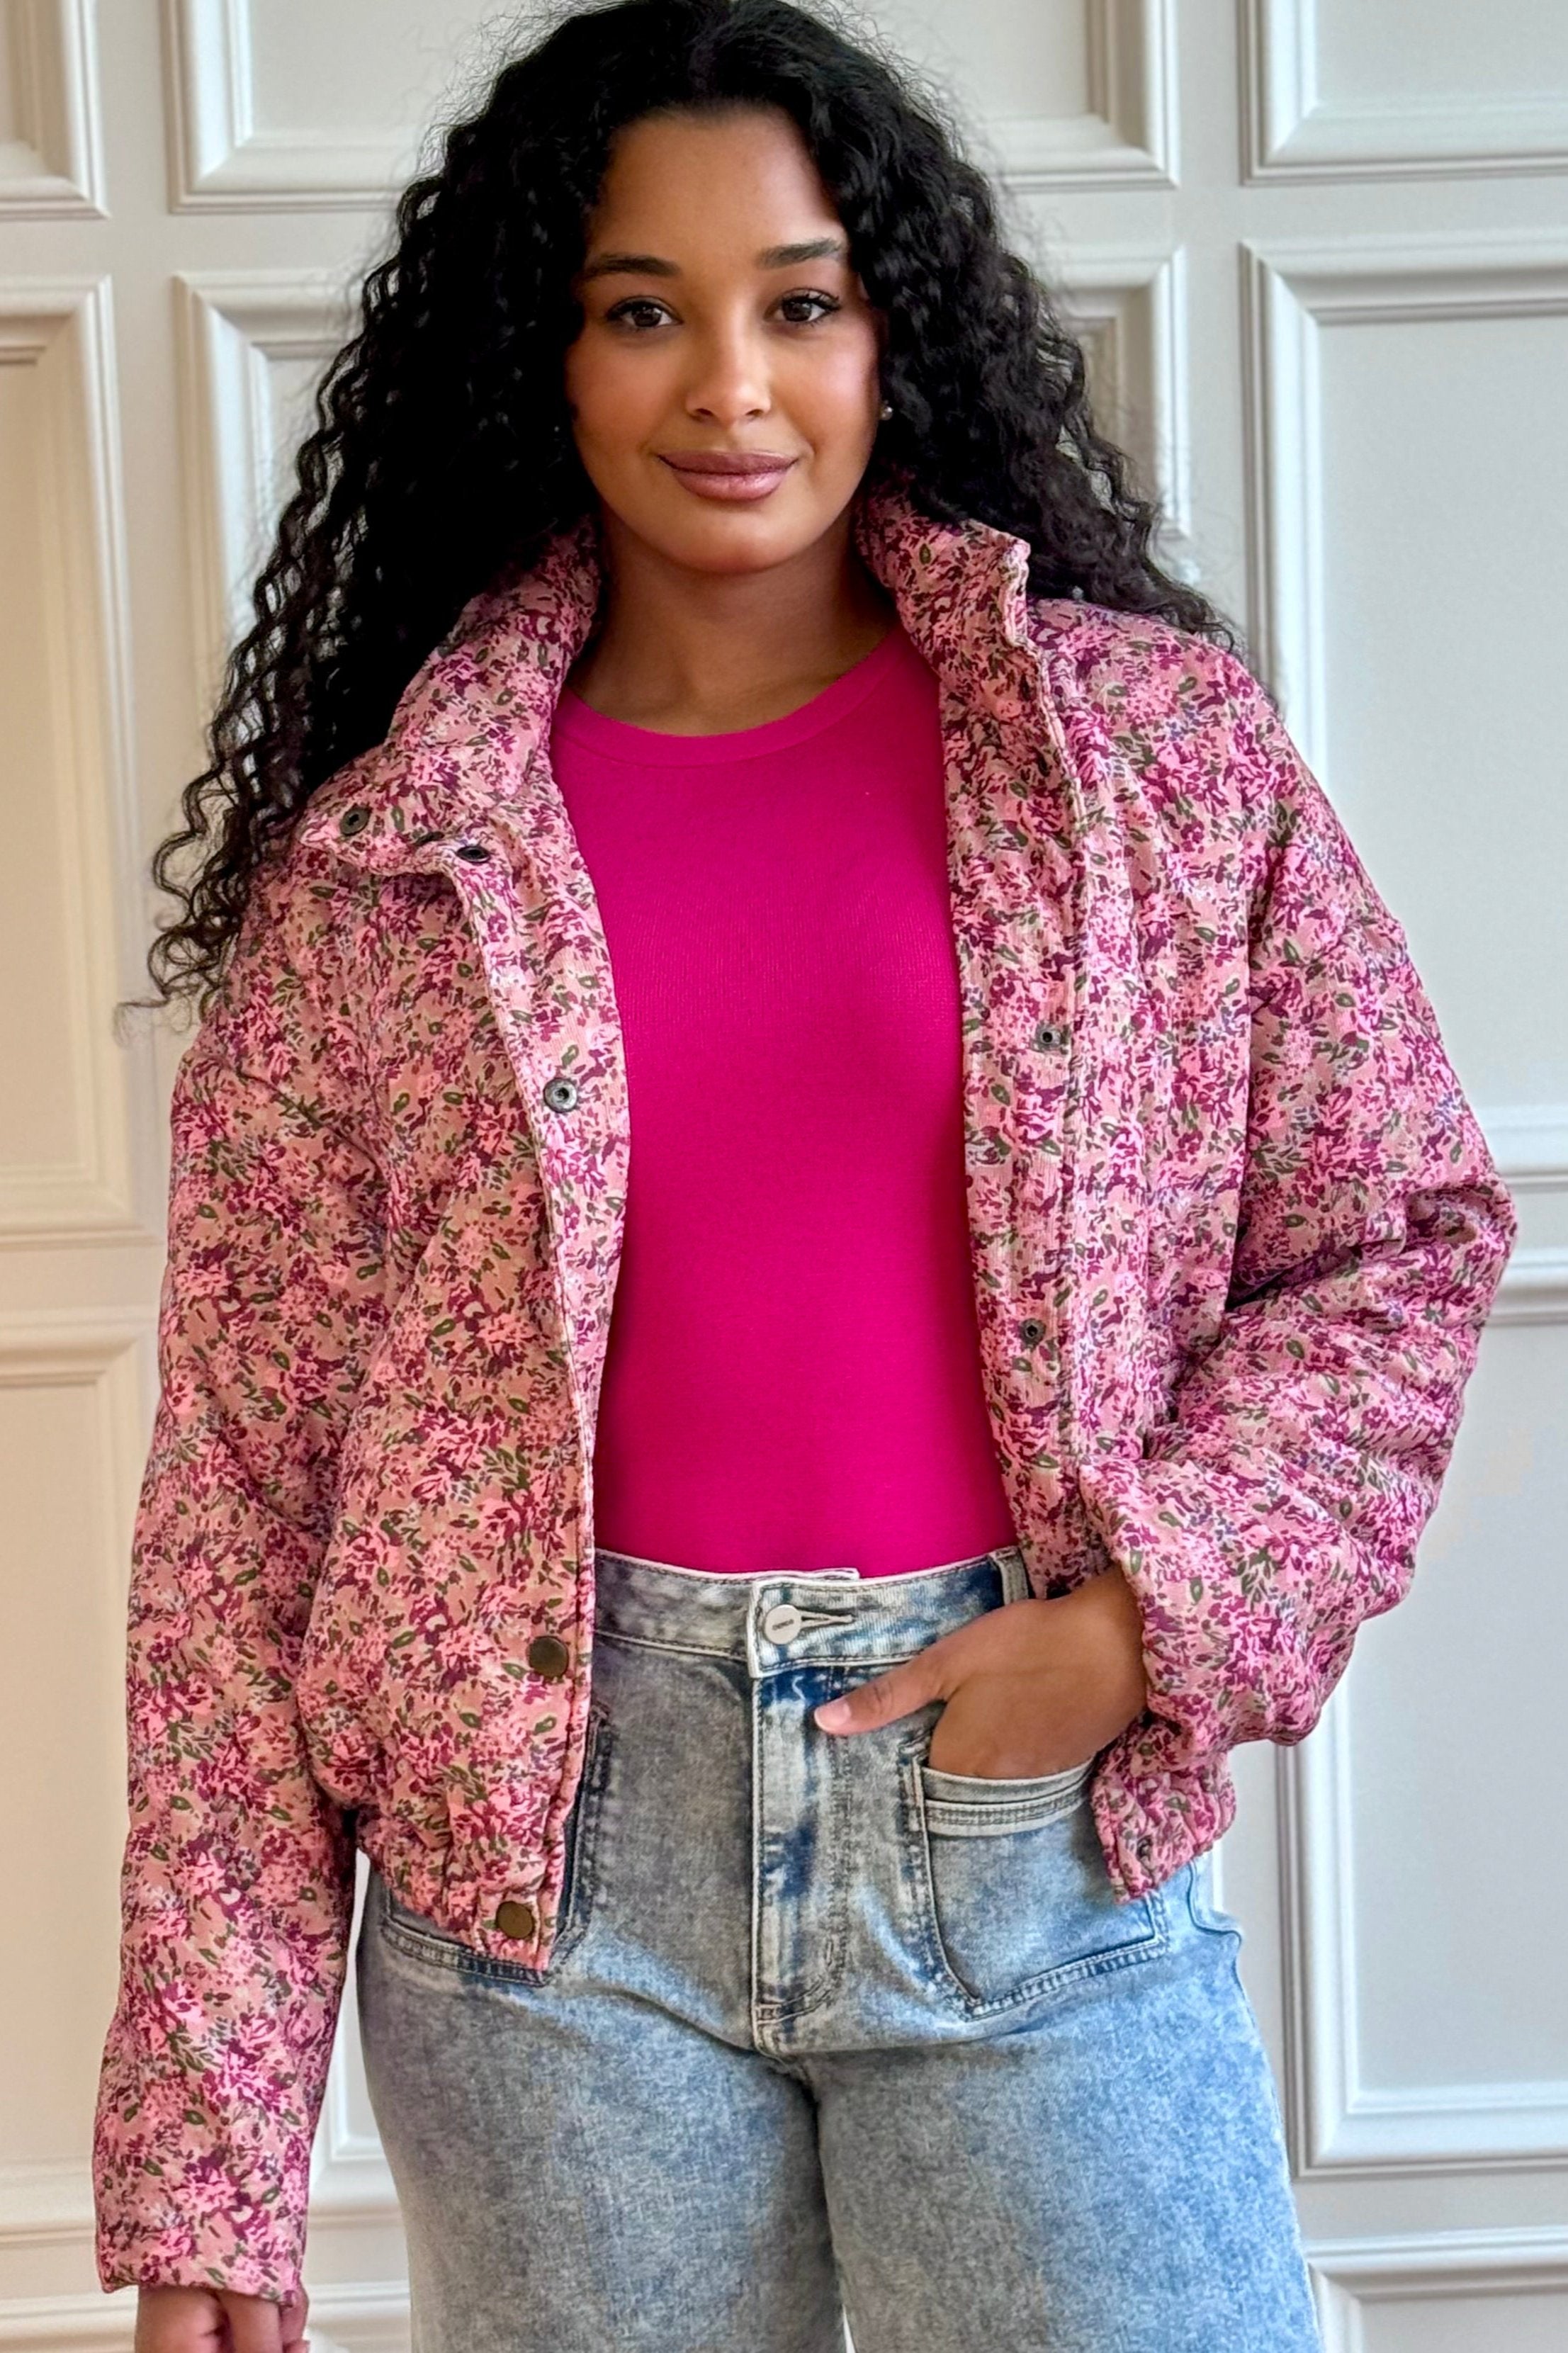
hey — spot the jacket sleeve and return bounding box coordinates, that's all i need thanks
[94,846,393,2304]
[1078,656,1518,1768]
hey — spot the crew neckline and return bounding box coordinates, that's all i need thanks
[551,620,914,766]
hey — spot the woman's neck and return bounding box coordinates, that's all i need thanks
[565,505,898,735]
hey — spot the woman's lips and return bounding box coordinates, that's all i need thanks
[658,450,799,502]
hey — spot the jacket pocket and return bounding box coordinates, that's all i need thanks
[378,1702,611,1981]
[901,1730,1168,2015]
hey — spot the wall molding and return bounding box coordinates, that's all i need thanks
[983,0,1178,193]
[1241,230,1568,773]
[1272,1097,1568,2174]
[1484,1108,1568,1325]
[1483,1107,1568,1195]
[0,0,105,216]
[0,2163,407,2349]
[309,1872,399,2226]
[164,0,445,211]
[0,1317,158,2334]
[0,275,154,1247]
[1309,2224,1568,2352]
[0,2160,95,2250]
[1242,0,1568,183]
[1280,1676,1568,2177]
[1241,240,1568,1336]
[174,271,357,705]
[0,2279,410,2350]
[310,2082,400,2228]
[19,2229,1566,2351]
[1492,1246,1568,1327]
[1050,243,1192,558]
[166,0,1178,205]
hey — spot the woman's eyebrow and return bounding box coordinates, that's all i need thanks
[755,237,849,267]
[580,235,849,283]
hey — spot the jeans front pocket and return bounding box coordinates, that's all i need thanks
[1183,1849,1246,1949]
[380,1701,611,1982]
[901,1731,1168,2016]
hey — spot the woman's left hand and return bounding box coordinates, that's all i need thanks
[811,1568,1150,1778]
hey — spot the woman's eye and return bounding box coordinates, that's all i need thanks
[606,298,674,331]
[601,289,840,331]
[778,292,840,325]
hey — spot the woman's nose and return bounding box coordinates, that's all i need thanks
[683,330,770,424]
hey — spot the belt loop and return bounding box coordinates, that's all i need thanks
[997,1546,1032,1605]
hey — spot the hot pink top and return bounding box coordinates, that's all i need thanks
[548,620,1017,1577]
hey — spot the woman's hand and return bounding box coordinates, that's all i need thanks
[811,1568,1149,1777]
[135,2284,310,2352]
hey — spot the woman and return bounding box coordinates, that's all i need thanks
[96,4,1515,2349]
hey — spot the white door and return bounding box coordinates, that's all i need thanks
[2,6,1562,2345]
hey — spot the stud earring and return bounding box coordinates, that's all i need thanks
[879,399,894,420]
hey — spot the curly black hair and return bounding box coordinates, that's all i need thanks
[129,0,1251,1020]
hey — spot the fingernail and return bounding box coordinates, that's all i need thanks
[814,1699,851,1730]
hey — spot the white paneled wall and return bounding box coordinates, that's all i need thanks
[1,3,1562,2344]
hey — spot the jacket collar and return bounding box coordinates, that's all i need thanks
[295,475,1056,871]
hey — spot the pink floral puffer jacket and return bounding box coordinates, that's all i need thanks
[94,477,1516,2301]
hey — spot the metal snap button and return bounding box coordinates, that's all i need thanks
[760,1603,803,1644]
[542,1075,579,1112]
[526,1634,570,1680]
[338,805,371,837]
[1034,1022,1068,1054]
[456,840,492,862]
[1019,1316,1046,1346]
[494,1897,536,1941]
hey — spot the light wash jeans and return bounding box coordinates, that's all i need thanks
[356,1542,1324,2352]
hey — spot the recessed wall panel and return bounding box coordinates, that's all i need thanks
[0,1372,127,2167]
[867,0,1169,183]
[1316,305,1568,1107]
[1362,2289,1568,2353]
[1316,2,1568,108]
[246,0,498,139]
[179,278,358,684]
[875,0,1092,134]
[1341,1320,1568,2098]
[0,320,108,1183]
[0,0,101,212]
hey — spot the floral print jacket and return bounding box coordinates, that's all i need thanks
[94,477,1516,2301]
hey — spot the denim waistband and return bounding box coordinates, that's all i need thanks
[589,1542,1032,1670]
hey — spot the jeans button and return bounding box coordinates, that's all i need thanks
[761,1603,803,1643]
